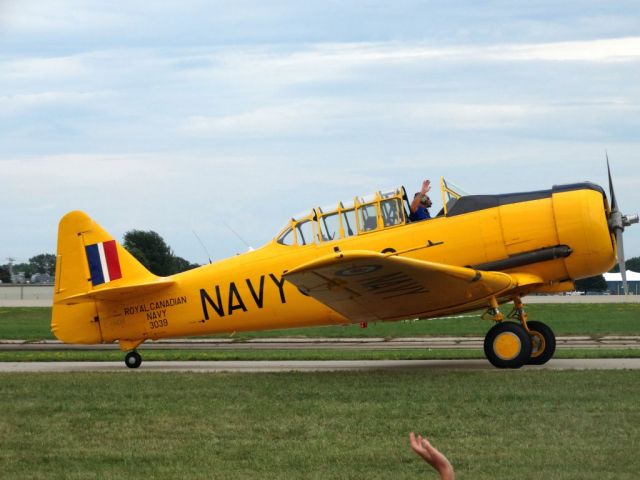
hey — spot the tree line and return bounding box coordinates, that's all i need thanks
[0,230,199,283]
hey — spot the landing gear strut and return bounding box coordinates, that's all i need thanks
[482,296,556,368]
[124,350,142,369]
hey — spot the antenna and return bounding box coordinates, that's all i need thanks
[221,220,253,251]
[192,231,212,264]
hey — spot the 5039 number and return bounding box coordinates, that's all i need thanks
[149,319,169,329]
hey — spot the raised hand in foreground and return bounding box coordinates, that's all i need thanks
[409,432,455,480]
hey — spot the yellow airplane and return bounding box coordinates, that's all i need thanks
[52,166,638,369]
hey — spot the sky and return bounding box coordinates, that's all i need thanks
[2,1,640,265]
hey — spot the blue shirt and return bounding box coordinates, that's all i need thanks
[409,205,431,222]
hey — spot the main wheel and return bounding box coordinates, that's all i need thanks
[484,322,532,369]
[526,321,556,365]
[124,350,142,369]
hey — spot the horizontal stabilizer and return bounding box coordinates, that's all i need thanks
[58,278,176,304]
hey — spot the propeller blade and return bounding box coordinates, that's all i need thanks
[606,153,618,212]
[615,229,628,295]
[606,156,639,295]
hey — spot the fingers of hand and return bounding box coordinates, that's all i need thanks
[422,437,435,451]
[418,435,433,459]
[409,432,423,453]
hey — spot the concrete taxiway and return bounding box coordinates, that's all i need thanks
[2,358,640,372]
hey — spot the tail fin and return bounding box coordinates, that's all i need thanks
[51,211,173,344]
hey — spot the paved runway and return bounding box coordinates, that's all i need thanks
[2,358,640,372]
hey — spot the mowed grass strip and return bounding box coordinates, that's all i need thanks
[1,348,640,363]
[1,370,639,479]
[2,304,640,341]
[0,307,52,339]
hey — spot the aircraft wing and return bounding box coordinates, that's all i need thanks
[283,250,518,322]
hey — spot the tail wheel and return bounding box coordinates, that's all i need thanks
[526,321,556,365]
[125,350,142,369]
[484,322,532,369]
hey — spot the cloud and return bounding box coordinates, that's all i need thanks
[178,97,640,142]
[181,102,328,137]
[178,37,640,86]
[4,37,639,100]
[0,1,132,33]
[179,101,532,139]
[0,90,114,115]
[302,37,640,65]
[492,37,640,62]
[0,55,89,80]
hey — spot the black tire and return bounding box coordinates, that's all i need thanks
[526,321,556,365]
[484,322,532,369]
[125,350,142,369]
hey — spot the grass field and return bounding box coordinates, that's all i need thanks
[1,370,639,479]
[1,304,640,341]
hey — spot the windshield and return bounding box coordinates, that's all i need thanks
[439,177,470,216]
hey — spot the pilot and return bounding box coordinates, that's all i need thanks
[409,179,432,221]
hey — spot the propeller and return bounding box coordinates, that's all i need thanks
[606,154,639,295]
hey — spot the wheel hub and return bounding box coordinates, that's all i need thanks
[493,332,521,360]
[530,332,546,358]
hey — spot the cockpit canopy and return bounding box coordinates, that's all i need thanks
[274,178,469,247]
[276,187,410,246]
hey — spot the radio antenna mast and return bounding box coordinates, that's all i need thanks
[221,221,253,251]
[192,231,212,264]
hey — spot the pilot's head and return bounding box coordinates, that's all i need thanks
[414,192,432,208]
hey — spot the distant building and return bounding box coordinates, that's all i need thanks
[12,272,26,284]
[30,273,53,284]
[603,270,640,295]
